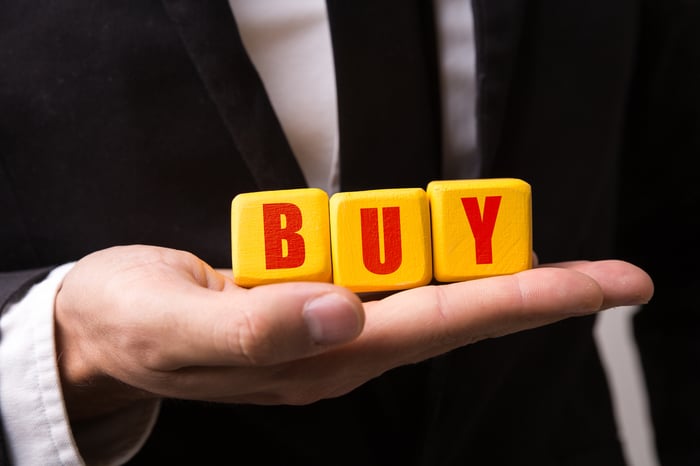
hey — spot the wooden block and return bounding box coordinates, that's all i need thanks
[427,178,532,282]
[231,188,332,287]
[330,188,432,293]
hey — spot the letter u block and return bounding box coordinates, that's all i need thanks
[330,188,432,293]
[427,178,532,282]
[231,188,332,287]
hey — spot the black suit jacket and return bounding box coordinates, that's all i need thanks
[1,0,697,464]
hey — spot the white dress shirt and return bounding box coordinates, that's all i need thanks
[228,0,478,193]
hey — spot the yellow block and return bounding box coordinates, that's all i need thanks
[330,188,432,293]
[427,178,532,282]
[231,188,332,287]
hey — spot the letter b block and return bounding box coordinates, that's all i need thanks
[231,188,332,287]
[330,188,432,293]
[427,178,532,282]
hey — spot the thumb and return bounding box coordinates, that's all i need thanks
[156,280,365,369]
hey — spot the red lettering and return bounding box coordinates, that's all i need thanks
[461,196,501,264]
[263,203,305,269]
[360,207,402,274]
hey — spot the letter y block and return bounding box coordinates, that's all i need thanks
[427,178,532,282]
[231,188,332,287]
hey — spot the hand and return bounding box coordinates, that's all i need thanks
[55,245,653,421]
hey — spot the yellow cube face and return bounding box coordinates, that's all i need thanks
[330,188,432,293]
[427,178,532,282]
[231,188,332,287]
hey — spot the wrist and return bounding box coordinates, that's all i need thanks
[54,275,157,423]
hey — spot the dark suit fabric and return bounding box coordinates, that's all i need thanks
[617,1,700,465]
[0,0,696,464]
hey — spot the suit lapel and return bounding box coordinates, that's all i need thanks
[158,0,526,188]
[160,0,306,190]
[471,0,527,176]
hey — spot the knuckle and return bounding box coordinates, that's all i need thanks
[119,331,169,371]
[229,309,277,366]
[428,285,461,347]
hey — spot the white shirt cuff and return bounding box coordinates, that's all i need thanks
[1,263,160,465]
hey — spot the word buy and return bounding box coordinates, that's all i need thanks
[231,178,532,293]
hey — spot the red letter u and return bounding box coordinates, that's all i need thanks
[360,207,402,274]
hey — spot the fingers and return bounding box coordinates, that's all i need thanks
[164,259,651,374]
[363,269,595,349]
[163,260,655,404]
[541,259,654,308]
[360,260,653,364]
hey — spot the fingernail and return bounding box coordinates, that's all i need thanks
[303,294,362,345]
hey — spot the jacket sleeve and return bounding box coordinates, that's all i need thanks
[0,268,54,318]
